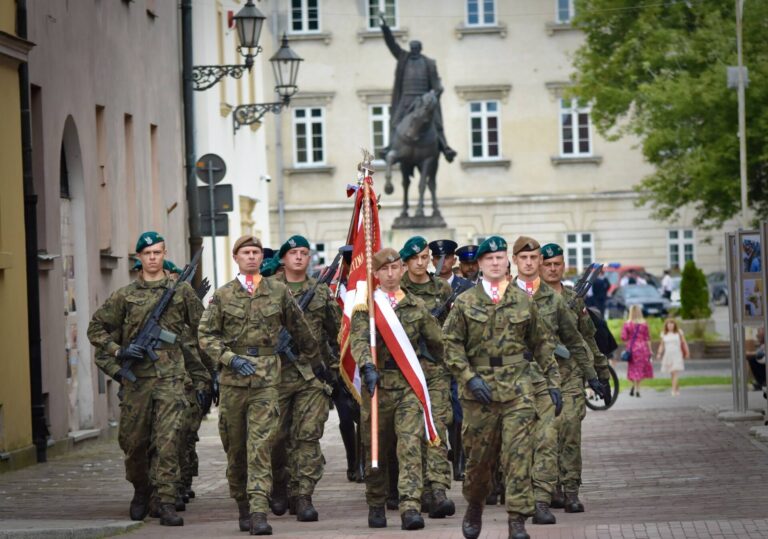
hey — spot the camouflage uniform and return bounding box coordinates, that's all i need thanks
[558,287,609,493]
[197,277,321,514]
[351,292,444,514]
[271,274,341,502]
[521,280,594,503]
[443,283,560,518]
[400,272,454,501]
[88,276,204,505]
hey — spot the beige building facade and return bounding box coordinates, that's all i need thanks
[261,0,731,274]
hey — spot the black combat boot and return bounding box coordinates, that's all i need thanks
[550,485,565,509]
[401,509,425,530]
[187,489,196,499]
[564,491,585,513]
[249,512,272,535]
[238,501,250,532]
[420,491,434,513]
[531,501,556,524]
[175,495,186,512]
[295,495,319,522]
[148,497,161,518]
[269,483,288,516]
[368,505,387,528]
[159,503,184,526]
[485,492,498,505]
[288,496,297,515]
[429,489,454,518]
[129,488,151,521]
[462,502,483,539]
[508,514,530,539]
[386,494,399,510]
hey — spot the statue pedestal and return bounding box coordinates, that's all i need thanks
[384,227,457,250]
[391,213,447,229]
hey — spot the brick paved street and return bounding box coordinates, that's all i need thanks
[2,385,768,538]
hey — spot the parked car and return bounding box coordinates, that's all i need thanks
[604,284,671,319]
[707,271,729,305]
[603,265,660,295]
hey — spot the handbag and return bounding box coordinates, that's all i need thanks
[620,323,640,362]
[680,332,689,359]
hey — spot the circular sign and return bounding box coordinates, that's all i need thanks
[196,153,227,184]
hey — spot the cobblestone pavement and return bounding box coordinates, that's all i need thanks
[1,386,768,538]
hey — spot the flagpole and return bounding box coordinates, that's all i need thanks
[360,154,379,470]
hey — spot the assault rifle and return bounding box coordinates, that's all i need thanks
[275,250,343,364]
[567,263,604,309]
[117,248,204,383]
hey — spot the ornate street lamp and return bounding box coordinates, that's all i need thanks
[232,35,303,133]
[192,0,266,91]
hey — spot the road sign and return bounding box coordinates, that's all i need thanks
[196,153,227,185]
[200,214,229,237]
[198,184,233,215]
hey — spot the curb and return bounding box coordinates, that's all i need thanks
[0,520,142,539]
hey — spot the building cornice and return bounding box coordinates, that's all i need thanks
[286,32,332,45]
[0,31,34,63]
[357,88,392,104]
[545,81,572,99]
[356,28,409,43]
[455,84,512,102]
[289,91,335,107]
[455,23,507,39]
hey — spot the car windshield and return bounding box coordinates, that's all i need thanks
[623,285,662,299]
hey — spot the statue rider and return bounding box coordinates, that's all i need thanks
[379,14,457,163]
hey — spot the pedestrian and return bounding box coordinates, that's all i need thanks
[656,318,688,396]
[660,270,673,300]
[197,235,322,535]
[352,247,444,531]
[443,235,561,539]
[268,235,340,522]
[88,231,204,526]
[621,304,654,397]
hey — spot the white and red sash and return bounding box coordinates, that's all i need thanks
[372,289,440,445]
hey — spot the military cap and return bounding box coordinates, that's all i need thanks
[262,247,275,260]
[372,247,401,272]
[278,234,310,258]
[475,235,508,259]
[232,235,262,255]
[399,236,428,261]
[512,236,540,255]
[541,243,564,260]
[340,244,354,265]
[135,231,164,253]
[428,239,458,257]
[260,255,282,277]
[456,244,479,262]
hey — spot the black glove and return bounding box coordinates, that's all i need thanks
[549,388,563,417]
[467,375,492,404]
[312,362,330,384]
[360,363,379,396]
[230,355,256,376]
[118,343,145,361]
[117,384,125,402]
[112,372,123,384]
[196,389,212,411]
[600,379,612,406]
[587,377,606,400]
[211,371,220,407]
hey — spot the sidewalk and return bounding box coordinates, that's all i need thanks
[2,385,768,539]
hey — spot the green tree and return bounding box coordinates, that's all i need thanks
[570,0,768,229]
[680,260,711,320]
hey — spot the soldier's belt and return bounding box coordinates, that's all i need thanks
[471,353,528,368]
[230,346,276,357]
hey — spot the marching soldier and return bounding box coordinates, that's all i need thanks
[540,243,612,512]
[400,236,455,518]
[429,239,471,291]
[198,235,322,536]
[443,236,561,539]
[511,236,606,525]
[456,245,480,282]
[88,231,203,526]
[352,247,444,531]
[269,235,341,521]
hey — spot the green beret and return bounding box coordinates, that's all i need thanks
[399,236,428,261]
[260,254,283,277]
[541,243,564,260]
[475,235,508,259]
[135,231,164,253]
[279,235,310,259]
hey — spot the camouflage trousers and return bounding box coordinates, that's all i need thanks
[558,387,587,492]
[362,386,424,513]
[178,388,204,492]
[461,397,536,517]
[422,369,452,494]
[531,381,559,502]
[119,376,187,504]
[271,366,330,497]
[219,384,280,513]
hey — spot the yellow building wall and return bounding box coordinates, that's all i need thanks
[0,1,33,458]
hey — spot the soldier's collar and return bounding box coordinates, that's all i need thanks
[136,275,170,289]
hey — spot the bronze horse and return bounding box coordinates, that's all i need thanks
[383,90,441,219]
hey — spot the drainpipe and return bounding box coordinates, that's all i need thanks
[17,0,48,462]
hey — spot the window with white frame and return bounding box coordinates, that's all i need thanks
[467,0,496,26]
[311,242,327,266]
[290,0,320,33]
[565,232,594,272]
[559,98,592,157]
[368,0,397,29]
[557,0,575,23]
[667,229,694,269]
[293,107,325,166]
[369,105,391,160]
[469,100,500,160]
